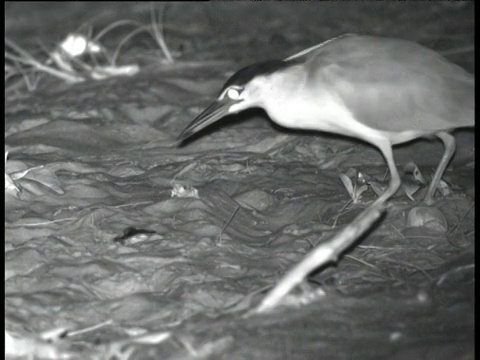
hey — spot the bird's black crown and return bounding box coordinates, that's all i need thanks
[220,60,291,93]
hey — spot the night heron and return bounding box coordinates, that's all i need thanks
[178,34,474,205]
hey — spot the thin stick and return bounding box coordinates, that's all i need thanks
[151,2,174,63]
[5,41,82,82]
[217,205,240,244]
[111,24,151,65]
[94,19,143,42]
[254,201,385,313]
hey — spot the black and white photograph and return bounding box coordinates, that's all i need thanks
[5,2,474,359]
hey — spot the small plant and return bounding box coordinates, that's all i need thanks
[5,2,175,93]
[339,170,369,204]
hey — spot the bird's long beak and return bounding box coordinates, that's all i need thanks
[178,98,238,142]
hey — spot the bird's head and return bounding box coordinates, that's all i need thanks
[177,60,292,141]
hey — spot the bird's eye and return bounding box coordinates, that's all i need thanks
[226,87,241,100]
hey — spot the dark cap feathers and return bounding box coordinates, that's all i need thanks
[220,60,291,93]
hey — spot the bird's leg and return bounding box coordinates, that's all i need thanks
[372,140,402,207]
[423,132,456,206]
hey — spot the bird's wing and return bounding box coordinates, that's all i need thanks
[305,36,474,132]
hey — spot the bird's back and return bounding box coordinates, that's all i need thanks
[299,35,474,133]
